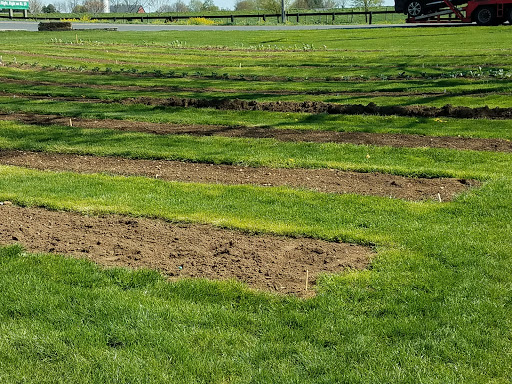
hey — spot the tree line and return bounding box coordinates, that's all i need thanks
[29,0,383,14]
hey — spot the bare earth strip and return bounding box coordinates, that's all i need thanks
[0,204,370,297]
[2,113,511,152]
[0,150,475,201]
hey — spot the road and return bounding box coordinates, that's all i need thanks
[0,20,473,31]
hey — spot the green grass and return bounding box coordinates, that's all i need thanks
[2,27,512,84]
[1,27,512,383]
[1,121,512,179]
[2,98,512,141]
[0,169,511,382]
[2,73,512,108]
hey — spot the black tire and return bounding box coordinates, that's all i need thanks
[475,6,496,26]
[407,0,424,17]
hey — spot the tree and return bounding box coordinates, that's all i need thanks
[290,0,308,9]
[188,0,201,11]
[83,0,104,12]
[173,0,189,11]
[42,3,58,12]
[351,0,382,12]
[53,1,70,12]
[257,0,289,12]
[158,0,189,11]
[28,0,43,13]
[66,0,81,12]
[156,4,173,11]
[200,0,218,11]
[72,4,88,12]
[234,0,256,10]
[332,0,346,8]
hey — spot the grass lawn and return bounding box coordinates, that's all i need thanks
[0,26,511,383]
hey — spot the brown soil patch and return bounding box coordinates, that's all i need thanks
[0,150,476,201]
[3,112,511,152]
[0,204,370,297]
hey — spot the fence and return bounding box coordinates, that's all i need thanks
[0,9,397,25]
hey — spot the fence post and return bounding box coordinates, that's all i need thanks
[263,14,266,22]
[297,13,299,22]
[8,9,13,19]
[369,11,372,24]
[231,14,234,23]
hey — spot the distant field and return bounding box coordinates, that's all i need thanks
[0,27,511,383]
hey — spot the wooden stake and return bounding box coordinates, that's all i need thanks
[437,193,442,202]
[305,270,309,291]
[69,118,73,127]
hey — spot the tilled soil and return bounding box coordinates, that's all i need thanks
[0,150,477,201]
[2,113,511,152]
[0,204,370,297]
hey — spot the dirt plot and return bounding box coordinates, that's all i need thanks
[3,113,511,152]
[0,150,476,201]
[0,204,370,297]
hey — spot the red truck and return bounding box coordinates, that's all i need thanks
[395,0,512,25]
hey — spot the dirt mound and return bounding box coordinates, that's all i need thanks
[124,97,512,120]
[0,204,370,297]
[2,113,511,152]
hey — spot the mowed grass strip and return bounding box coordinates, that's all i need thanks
[2,98,512,140]
[2,72,512,108]
[2,66,512,98]
[0,171,511,382]
[2,27,512,80]
[0,121,510,179]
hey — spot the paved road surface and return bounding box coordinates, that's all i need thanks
[0,20,473,32]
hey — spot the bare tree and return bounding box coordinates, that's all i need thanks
[336,0,348,8]
[83,0,104,12]
[188,0,202,11]
[54,1,70,12]
[67,0,81,12]
[351,0,382,12]
[158,0,189,11]
[29,0,43,13]
[173,0,189,11]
